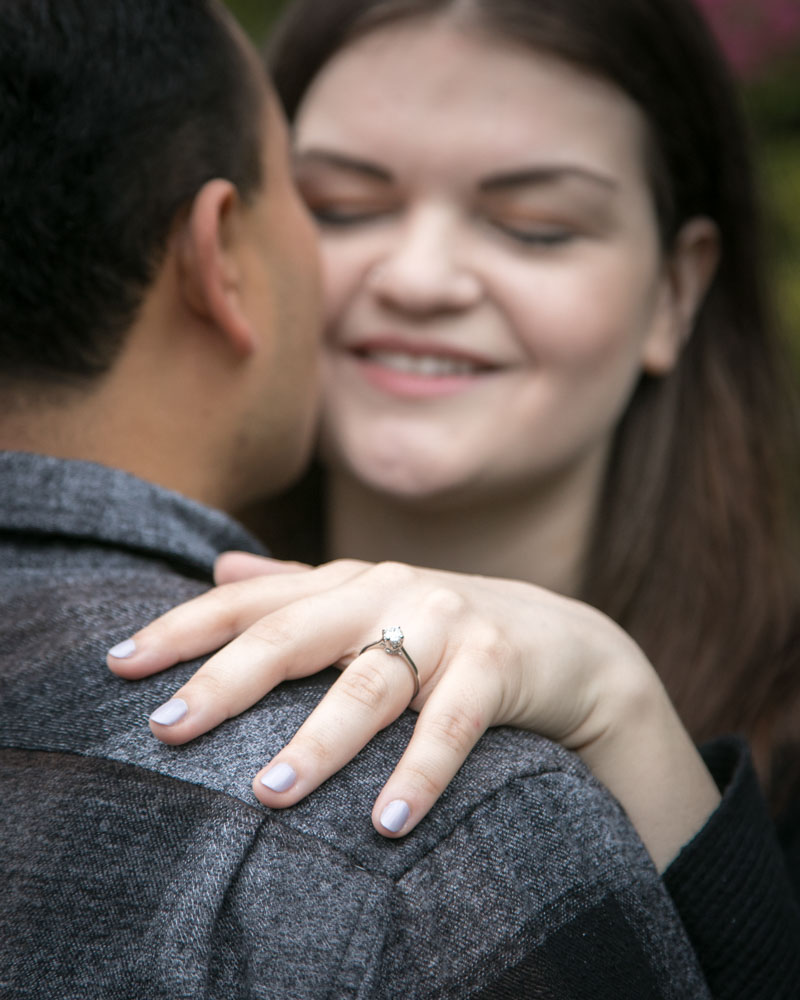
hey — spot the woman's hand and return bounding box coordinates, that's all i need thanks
[108,553,720,870]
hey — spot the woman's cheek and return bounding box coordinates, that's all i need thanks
[506,256,659,368]
[319,241,371,326]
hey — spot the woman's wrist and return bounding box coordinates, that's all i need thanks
[579,667,721,871]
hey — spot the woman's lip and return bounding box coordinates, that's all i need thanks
[334,349,500,399]
[344,336,500,370]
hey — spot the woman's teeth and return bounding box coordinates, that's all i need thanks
[366,350,482,376]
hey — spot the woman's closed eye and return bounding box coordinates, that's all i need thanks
[307,201,395,227]
[490,218,576,247]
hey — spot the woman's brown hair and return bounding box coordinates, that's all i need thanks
[267,0,800,805]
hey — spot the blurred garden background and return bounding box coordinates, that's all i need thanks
[225,0,800,355]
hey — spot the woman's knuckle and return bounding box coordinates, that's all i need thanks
[168,589,235,634]
[372,560,416,590]
[428,709,482,753]
[190,670,231,706]
[422,586,467,621]
[329,558,364,573]
[214,582,262,630]
[471,622,513,667]
[403,761,442,798]
[320,558,363,583]
[298,730,334,767]
[339,661,393,714]
[245,616,295,654]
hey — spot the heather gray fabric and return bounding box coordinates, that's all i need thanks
[0,451,711,999]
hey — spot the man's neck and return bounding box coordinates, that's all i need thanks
[325,459,607,595]
[0,381,232,513]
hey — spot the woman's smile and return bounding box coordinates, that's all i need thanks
[329,333,508,399]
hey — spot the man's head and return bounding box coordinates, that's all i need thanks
[0,0,321,510]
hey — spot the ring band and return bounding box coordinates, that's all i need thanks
[360,626,420,700]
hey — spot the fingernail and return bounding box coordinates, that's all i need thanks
[380,800,410,833]
[109,638,137,659]
[149,698,188,726]
[261,762,297,793]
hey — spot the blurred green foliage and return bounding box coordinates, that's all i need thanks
[746,53,800,352]
[225,0,285,44]
[225,0,800,349]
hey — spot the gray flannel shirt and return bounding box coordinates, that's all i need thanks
[0,451,710,999]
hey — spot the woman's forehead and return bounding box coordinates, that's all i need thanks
[294,19,649,190]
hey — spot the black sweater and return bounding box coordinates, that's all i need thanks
[664,737,800,999]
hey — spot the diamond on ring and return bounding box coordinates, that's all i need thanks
[359,626,421,701]
[382,626,404,653]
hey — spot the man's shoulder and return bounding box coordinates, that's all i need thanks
[0,542,653,885]
[0,556,710,998]
[0,549,627,863]
[0,545,640,887]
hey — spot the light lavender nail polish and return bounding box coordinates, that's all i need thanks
[109,638,137,660]
[261,762,297,793]
[380,800,410,833]
[149,697,188,726]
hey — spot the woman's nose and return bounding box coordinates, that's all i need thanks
[365,206,483,314]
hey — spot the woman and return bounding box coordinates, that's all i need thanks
[109,0,800,993]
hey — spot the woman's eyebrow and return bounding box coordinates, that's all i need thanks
[480,165,618,192]
[293,149,393,182]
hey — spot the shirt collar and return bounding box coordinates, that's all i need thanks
[0,450,267,577]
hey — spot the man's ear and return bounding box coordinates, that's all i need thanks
[175,179,257,357]
[642,217,720,376]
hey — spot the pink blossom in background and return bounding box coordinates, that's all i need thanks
[696,0,800,74]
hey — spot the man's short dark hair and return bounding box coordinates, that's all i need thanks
[0,0,265,386]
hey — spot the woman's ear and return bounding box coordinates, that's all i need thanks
[642,217,720,375]
[174,179,258,357]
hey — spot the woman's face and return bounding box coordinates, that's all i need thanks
[293,18,685,505]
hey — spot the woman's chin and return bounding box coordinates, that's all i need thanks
[326,449,478,508]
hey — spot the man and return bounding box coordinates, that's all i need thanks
[0,2,710,997]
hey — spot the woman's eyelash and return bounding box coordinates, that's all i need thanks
[492,222,575,246]
[307,201,575,246]
[308,206,388,226]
